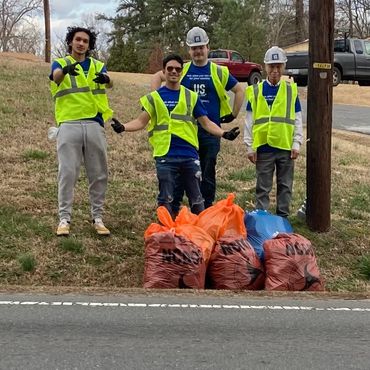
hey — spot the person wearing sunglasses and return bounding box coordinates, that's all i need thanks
[151,27,244,213]
[111,54,240,218]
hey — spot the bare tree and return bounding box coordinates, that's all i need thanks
[8,21,43,54]
[0,0,42,52]
[336,0,370,38]
[295,0,305,42]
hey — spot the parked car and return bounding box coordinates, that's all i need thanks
[285,38,370,86]
[208,49,263,85]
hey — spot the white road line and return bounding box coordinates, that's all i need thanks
[0,300,369,312]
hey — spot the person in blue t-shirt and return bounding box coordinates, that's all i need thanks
[244,46,303,217]
[111,54,240,218]
[151,27,244,212]
[49,26,113,236]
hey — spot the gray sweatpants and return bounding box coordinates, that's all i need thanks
[56,120,108,221]
[255,150,294,217]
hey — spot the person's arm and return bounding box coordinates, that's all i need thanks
[230,82,244,118]
[93,65,113,88]
[111,111,150,133]
[52,61,80,85]
[243,108,256,164]
[150,71,165,90]
[52,68,65,85]
[197,115,224,137]
[291,110,303,159]
[197,116,240,140]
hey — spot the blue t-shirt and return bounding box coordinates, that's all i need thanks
[145,86,208,158]
[246,80,301,152]
[181,61,238,139]
[50,58,107,126]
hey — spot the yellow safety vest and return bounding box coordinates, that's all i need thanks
[246,80,297,151]
[140,86,199,157]
[181,61,232,117]
[50,56,113,125]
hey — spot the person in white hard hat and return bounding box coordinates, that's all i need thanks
[243,46,303,217]
[151,26,244,214]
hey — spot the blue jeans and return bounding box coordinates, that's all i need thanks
[173,137,220,212]
[155,156,204,218]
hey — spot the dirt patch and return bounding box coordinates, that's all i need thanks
[0,52,46,64]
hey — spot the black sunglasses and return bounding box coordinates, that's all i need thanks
[166,66,183,73]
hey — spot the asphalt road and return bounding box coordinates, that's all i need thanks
[300,100,370,134]
[1,293,369,370]
[230,88,370,135]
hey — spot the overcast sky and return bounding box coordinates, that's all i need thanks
[50,0,118,37]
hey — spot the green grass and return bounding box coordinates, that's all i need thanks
[22,149,49,161]
[18,253,36,272]
[59,238,84,254]
[358,256,370,280]
[0,56,369,292]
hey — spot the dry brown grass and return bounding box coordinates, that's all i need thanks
[0,53,369,293]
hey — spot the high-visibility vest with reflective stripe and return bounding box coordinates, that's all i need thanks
[181,61,232,117]
[50,56,113,125]
[140,86,199,157]
[246,80,297,151]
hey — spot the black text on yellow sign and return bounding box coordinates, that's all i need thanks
[313,62,332,70]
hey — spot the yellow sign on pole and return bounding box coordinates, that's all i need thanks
[313,62,332,69]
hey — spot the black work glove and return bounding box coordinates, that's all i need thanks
[62,62,79,76]
[93,73,110,84]
[220,113,235,124]
[111,118,125,134]
[222,127,240,141]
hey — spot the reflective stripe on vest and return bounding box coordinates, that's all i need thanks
[53,58,90,100]
[51,56,113,124]
[252,83,295,125]
[141,86,199,157]
[148,88,196,138]
[181,61,232,117]
[246,80,297,151]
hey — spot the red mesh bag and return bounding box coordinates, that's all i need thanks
[264,233,325,291]
[208,237,265,290]
[144,231,206,289]
[143,206,214,289]
[204,194,265,290]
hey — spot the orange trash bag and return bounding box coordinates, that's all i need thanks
[196,193,246,240]
[143,206,214,289]
[264,233,325,291]
[204,194,265,290]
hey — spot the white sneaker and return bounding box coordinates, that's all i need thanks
[93,218,110,236]
[57,219,70,236]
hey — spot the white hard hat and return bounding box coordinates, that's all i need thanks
[186,27,209,47]
[264,46,287,64]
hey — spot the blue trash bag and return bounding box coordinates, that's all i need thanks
[244,210,293,261]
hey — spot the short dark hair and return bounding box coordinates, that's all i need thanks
[65,26,97,56]
[162,54,184,69]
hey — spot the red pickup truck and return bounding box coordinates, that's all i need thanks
[208,49,263,84]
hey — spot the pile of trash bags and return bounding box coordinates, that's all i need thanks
[143,194,324,291]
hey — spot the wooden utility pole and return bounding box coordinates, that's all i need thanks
[295,0,305,42]
[306,0,334,232]
[43,0,51,63]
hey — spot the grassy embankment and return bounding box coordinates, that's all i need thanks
[0,53,369,292]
